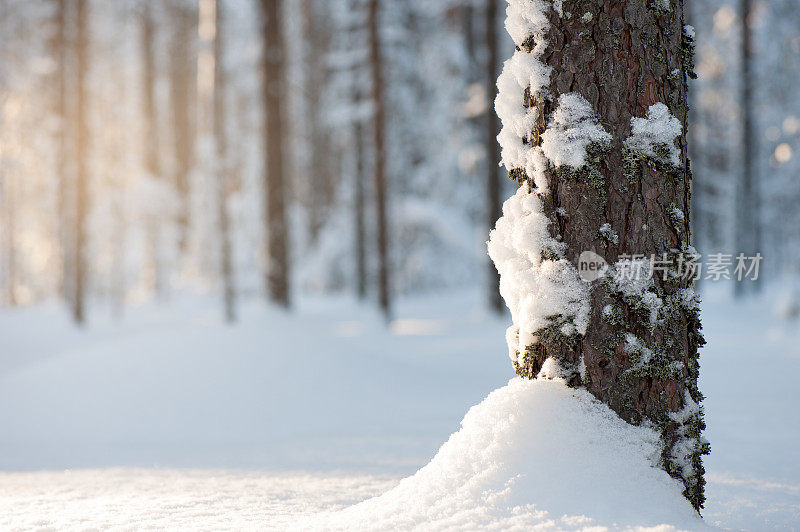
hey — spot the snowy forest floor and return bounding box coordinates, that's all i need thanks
[0,287,798,530]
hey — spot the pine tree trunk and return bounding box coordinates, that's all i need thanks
[1,164,15,307]
[73,0,88,324]
[354,119,367,300]
[734,0,760,297]
[350,0,367,300]
[55,0,70,302]
[140,2,166,297]
[169,0,197,253]
[485,0,503,313]
[141,3,160,180]
[214,0,236,323]
[368,0,390,319]
[491,0,707,510]
[301,0,334,244]
[261,0,290,306]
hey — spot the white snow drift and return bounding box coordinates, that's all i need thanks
[314,377,706,530]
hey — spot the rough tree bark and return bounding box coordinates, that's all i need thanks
[73,0,88,324]
[261,0,290,306]
[368,0,390,319]
[214,0,236,323]
[495,0,707,510]
[486,0,503,313]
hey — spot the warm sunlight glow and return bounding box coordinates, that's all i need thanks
[775,142,793,164]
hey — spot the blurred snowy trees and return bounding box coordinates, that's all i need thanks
[690,0,800,290]
[0,0,798,321]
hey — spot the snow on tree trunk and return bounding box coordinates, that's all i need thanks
[487,0,708,510]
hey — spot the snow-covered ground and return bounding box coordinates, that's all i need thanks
[0,287,798,530]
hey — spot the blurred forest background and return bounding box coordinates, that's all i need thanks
[0,0,798,323]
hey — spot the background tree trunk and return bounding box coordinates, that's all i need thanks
[169,0,197,253]
[301,0,335,244]
[54,0,70,302]
[734,0,760,297]
[368,0,390,320]
[485,0,503,314]
[1,158,15,307]
[141,3,160,181]
[346,0,367,301]
[503,0,707,510]
[261,0,290,307]
[140,2,166,297]
[354,119,367,300]
[214,0,236,323]
[73,0,88,324]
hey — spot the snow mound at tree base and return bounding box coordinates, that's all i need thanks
[314,378,708,530]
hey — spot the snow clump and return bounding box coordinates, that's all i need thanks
[624,102,683,166]
[488,186,590,363]
[541,93,611,169]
